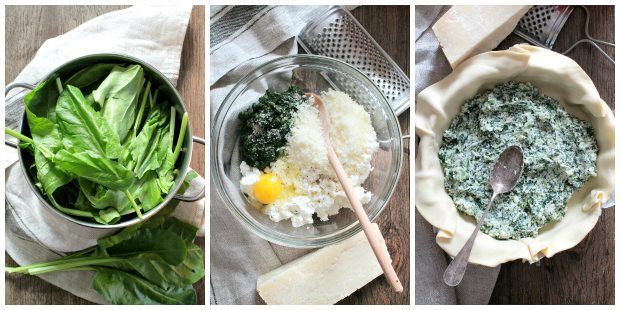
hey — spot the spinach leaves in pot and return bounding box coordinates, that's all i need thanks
[5,63,190,224]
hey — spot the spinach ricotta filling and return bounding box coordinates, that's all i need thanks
[439,81,598,240]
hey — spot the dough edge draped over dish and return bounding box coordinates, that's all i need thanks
[414,44,615,267]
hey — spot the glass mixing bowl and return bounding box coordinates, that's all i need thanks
[211,55,403,248]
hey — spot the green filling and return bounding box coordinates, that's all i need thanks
[439,81,598,240]
[239,85,305,170]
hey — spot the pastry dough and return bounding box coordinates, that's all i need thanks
[415,44,615,267]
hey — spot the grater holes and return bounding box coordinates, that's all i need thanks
[307,13,409,103]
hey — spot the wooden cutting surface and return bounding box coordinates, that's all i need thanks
[337,6,410,305]
[4,5,206,305]
[490,5,614,305]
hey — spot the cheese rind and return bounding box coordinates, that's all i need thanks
[256,224,389,305]
[432,5,531,68]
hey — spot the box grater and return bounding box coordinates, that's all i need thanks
[514,5,614,64]
[298,6,410,116]
[514,5,574,49]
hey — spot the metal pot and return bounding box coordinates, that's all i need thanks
[5,54,205,229]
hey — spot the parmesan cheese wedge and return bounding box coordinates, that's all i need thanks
[432,5,531,68]
[256,224,390,305]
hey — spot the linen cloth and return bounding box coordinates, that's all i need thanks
[4,5,205,304]
[209,5,366,305]
[414,5,501,305]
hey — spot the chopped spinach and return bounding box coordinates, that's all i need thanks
[239,85,305,170]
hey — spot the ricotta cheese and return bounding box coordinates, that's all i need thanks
[240,89,378,227]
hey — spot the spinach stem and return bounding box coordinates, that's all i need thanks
[4,128,54,158]
[55,77,63,93]
[169,106,176,149]
[124,190,143,219]
[152,88,159,109]
[5,127,33,144]
[27,257,120,275]
[53,203,95,218]
[6,256,95,273]
[171,112,188,165]
[132,81,151,138]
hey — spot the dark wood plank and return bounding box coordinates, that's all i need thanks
[4,5,206,305]
[178,6,206,306]
[490,5,614,305]
[337,6,410,305]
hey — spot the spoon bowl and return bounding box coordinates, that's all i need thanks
[491,145,525,194]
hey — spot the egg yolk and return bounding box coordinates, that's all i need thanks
[253,173,283,204]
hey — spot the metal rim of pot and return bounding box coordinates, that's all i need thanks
[5,53,205,229]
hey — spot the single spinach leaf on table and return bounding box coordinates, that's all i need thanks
[93,64,145,142]
[92,267,196,305]
[180,243,205,285]
[104,228,187,265]
[6,216,203,305]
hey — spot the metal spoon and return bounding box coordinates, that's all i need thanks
[443,145,524,287]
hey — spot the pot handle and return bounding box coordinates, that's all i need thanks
[5,140,18,149]
[6,82,35,95]
[5,83,35,148]
[173,136,206,202]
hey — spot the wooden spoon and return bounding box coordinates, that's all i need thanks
[307,92,403,292]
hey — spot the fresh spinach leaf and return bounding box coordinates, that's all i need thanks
[92,267,196,305]
[65,63,117,90]
[93,64,145,142]
[56,85,123,158]
[24,74,60,122]
[6,216,203,305]
[54,150,133,190]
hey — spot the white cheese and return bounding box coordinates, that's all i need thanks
[240,90,378,227]
[256,223,389,305]
[432,5,531,68]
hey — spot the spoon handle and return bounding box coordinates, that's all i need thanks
[443,192,498,287]
[326,142,404,292]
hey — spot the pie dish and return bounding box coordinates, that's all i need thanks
[415,44,615,267]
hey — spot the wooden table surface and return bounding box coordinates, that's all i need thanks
[338,6,410,305]
[490,5,614,305]
[4,5,206,305]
